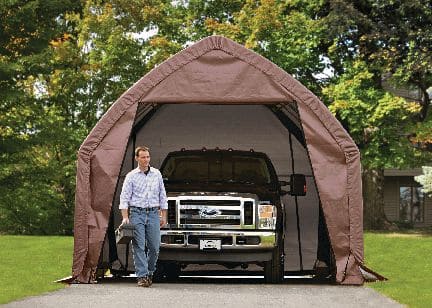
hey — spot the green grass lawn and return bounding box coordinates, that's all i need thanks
[364,230,432,308]
[0,235,73,304]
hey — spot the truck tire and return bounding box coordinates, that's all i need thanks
[264,247,283,283]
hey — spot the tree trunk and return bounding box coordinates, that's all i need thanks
[362,168,394,230]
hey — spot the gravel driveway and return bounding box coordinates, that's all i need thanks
[3,276,403,308]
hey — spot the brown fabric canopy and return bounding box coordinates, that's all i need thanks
[72,36,365,284]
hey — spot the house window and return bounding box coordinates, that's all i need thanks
[399,186,424,223]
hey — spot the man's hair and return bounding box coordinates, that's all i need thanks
[135,146,150,157]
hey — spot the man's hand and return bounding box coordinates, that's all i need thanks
[159,209,167,228]
[120,209,129,226]
[121,217,129,226]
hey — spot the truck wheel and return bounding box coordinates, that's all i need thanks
[264,248,283,284]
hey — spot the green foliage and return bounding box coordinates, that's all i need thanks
[366,1,432,95]
[415,166,432,195]
[185,0,245,41]
[323,60,428,169]
[322,0,432,134]
[187,0,327,93]
[0,236,73,304]
[0,102,82,234]
[255,1,327,93]
[0,132,80,234]
[0,1,83,235]
[365,231,432,308]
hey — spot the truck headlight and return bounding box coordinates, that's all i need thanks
[258,202,276,229]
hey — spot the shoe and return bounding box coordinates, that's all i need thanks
[137,276,151,287]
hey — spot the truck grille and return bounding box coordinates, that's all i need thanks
[167,197,255,228]
[244,201,254,225]
[167,200,176,225]
[180,218,241,224]
[181,209,239,215]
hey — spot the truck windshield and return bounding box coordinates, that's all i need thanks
[161,153,272,184]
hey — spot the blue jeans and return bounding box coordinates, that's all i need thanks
[129,207,160,278]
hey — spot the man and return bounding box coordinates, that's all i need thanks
[119,146,168,287]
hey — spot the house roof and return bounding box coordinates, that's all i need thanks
[384,168,424,176]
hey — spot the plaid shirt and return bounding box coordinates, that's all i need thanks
[119,166,168,210]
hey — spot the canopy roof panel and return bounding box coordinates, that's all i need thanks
[142,50,293,103]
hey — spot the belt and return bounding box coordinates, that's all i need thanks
[130,206,159,212]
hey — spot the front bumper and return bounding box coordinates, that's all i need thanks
[159,230,276,263]
[160,230,276,249]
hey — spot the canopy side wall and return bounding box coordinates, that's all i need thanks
[73,100,138,282]
[297,103,363,283]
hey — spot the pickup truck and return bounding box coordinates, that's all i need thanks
[157,148,306,283]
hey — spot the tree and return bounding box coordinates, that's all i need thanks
[322,60,429,228]
[0,0,82,234]
[320,0,432,229]
[415,166,432,195]
[192,0,327,93]
[0,0,191,234]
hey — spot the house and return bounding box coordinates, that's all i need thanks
[384,168,432,227]
[382,77,431,228]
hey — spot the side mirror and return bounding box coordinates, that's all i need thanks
[289,174,307,196]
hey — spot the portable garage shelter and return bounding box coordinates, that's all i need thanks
[72,36,367,284]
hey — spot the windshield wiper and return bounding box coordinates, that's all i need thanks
[226,179,256,184]
[164,179,201,184]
